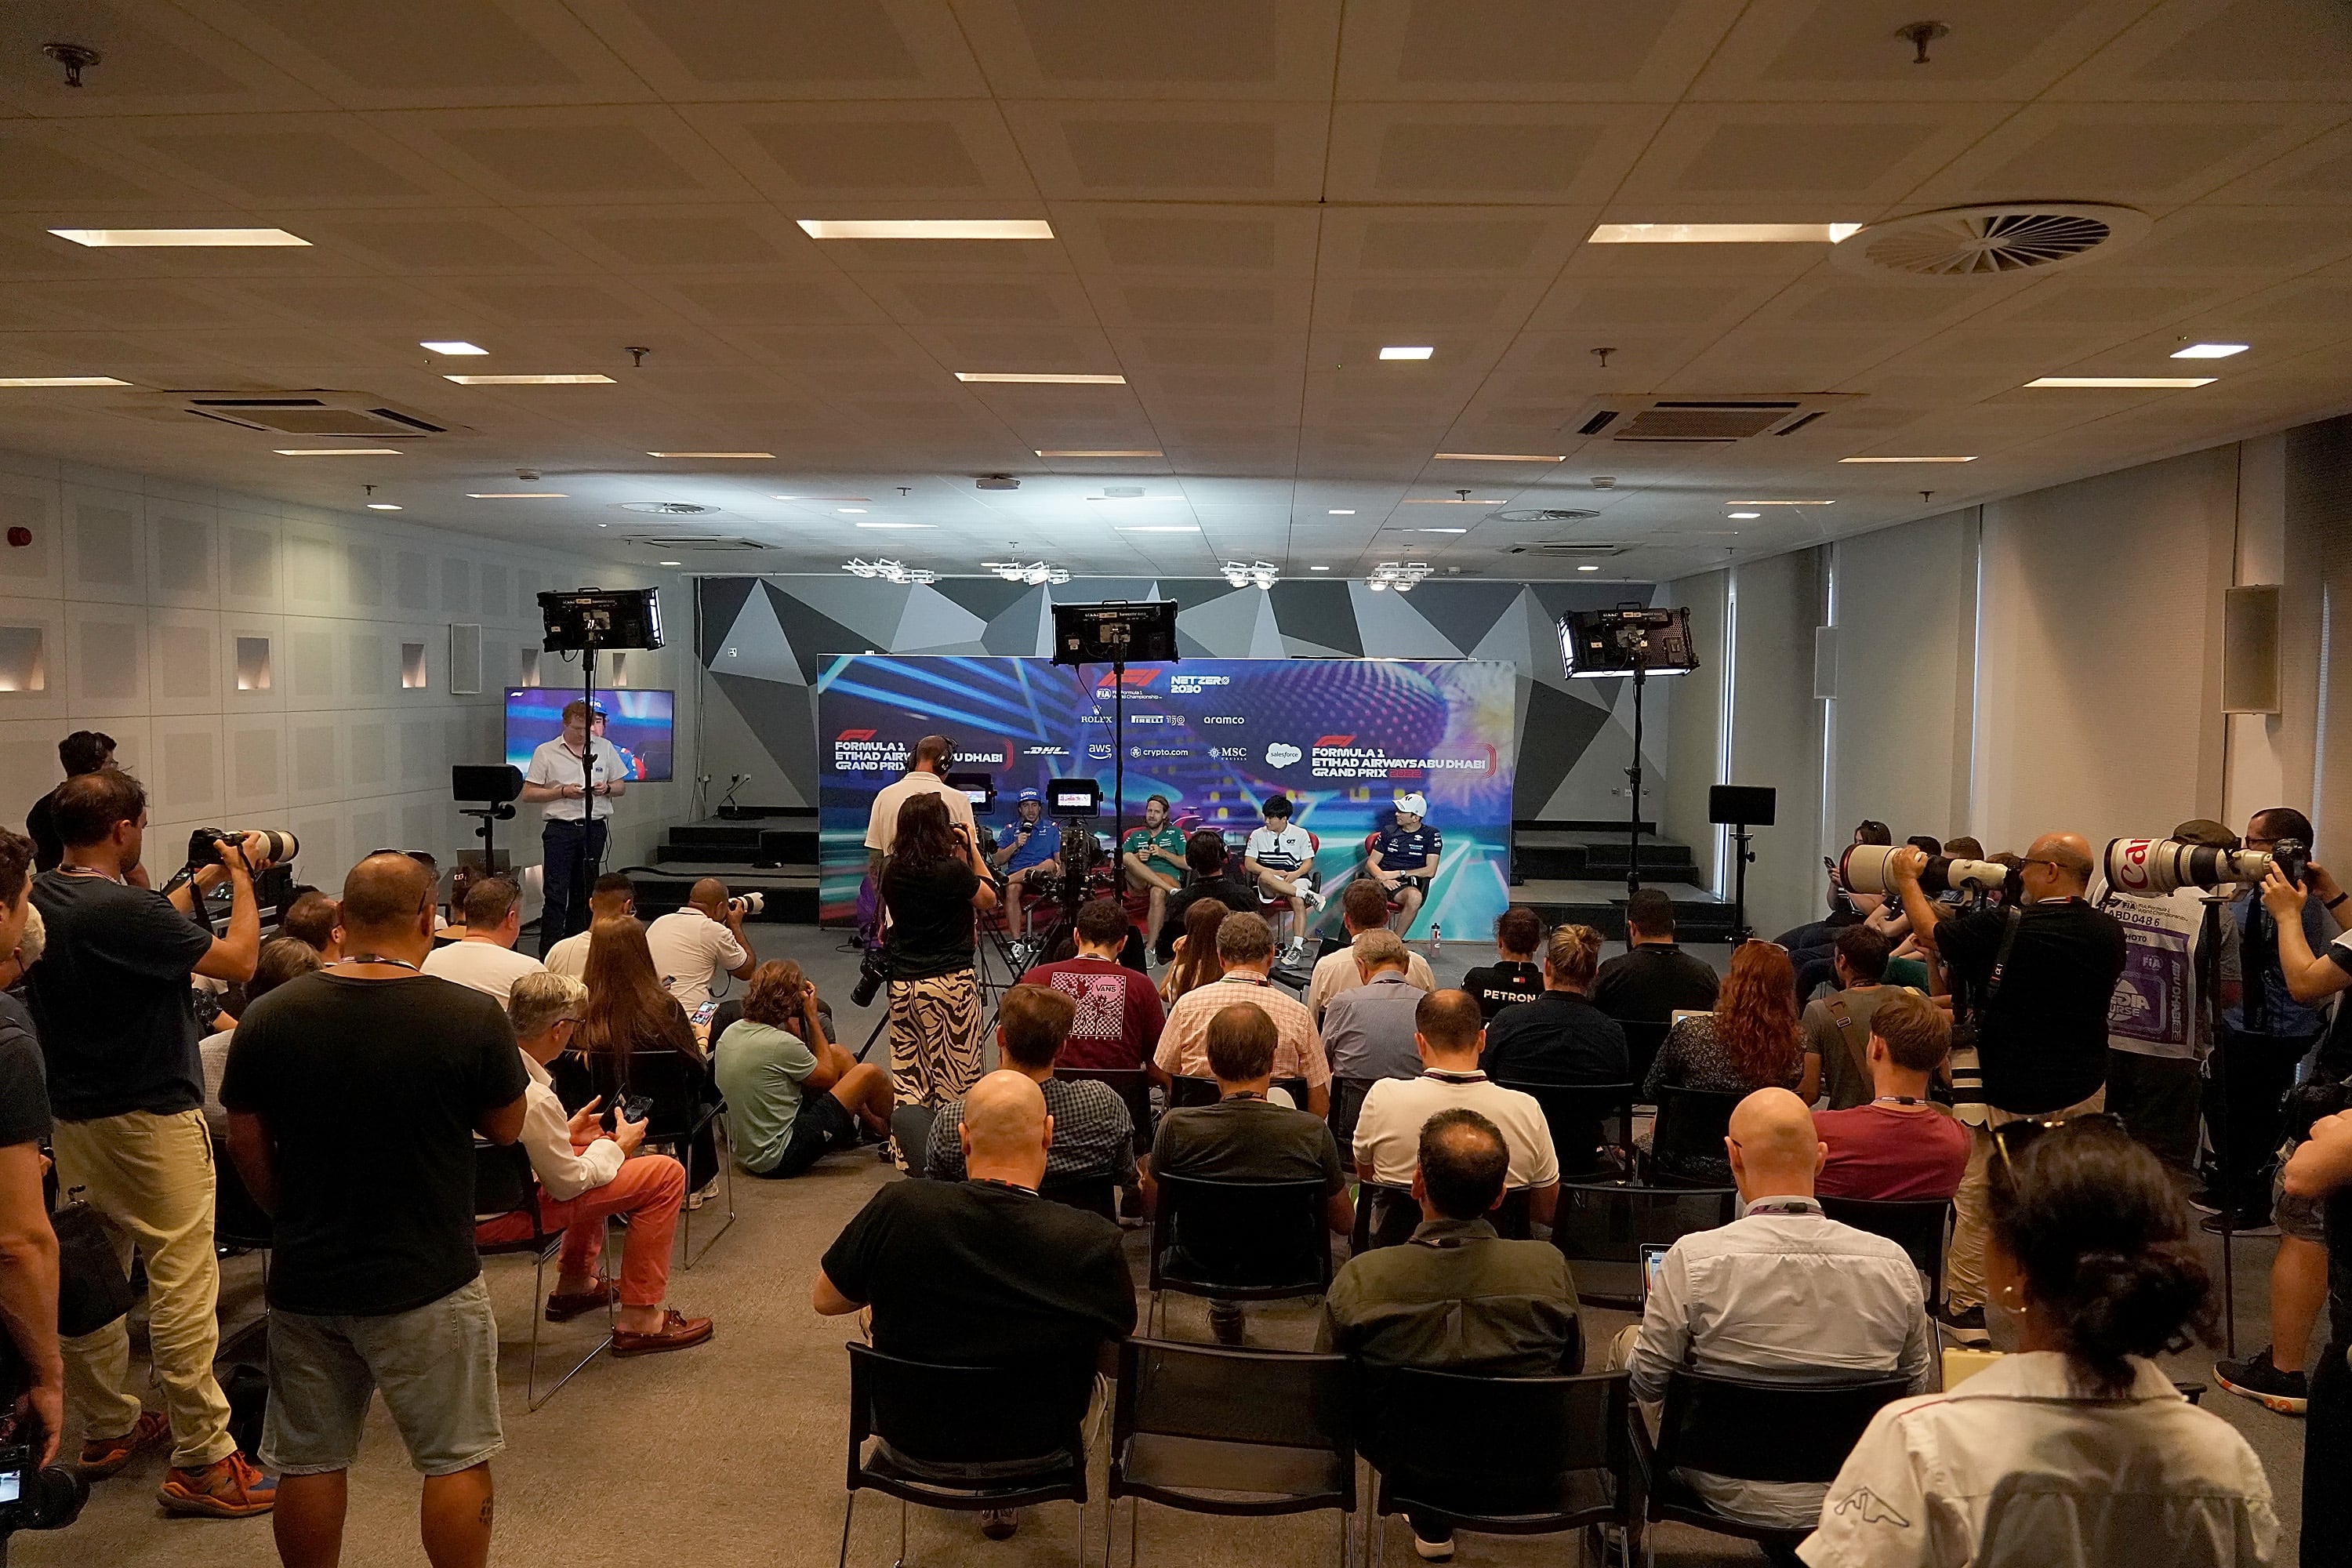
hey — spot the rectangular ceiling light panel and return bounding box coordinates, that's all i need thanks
[445,374,615,385]
[2024,376,2213,389]
[1588,223,1861,244]
[1037,448,1160,457]
[0,376,129,387]
[1838,456,1976,463]
[956,372,1126,384]
[797,220,1054,241]
[276,447,401,456]
[51,227,308,247]
[646,452,773,459]
[1435,452,1563,462]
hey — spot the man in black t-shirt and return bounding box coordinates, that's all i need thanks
[1592,888,1722,1028]
[816,1070,1132,1537]
[1480,925,1630,1087]
[25,769,278,1514]
[0,829,60,1468]
[223,851,528,1563]
[24,729,112,875]
[1891,833,2125,1336]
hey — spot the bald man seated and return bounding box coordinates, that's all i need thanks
[815,1071,1137,1535]
[1616,1089,1932,1534]
[1887,829,2125,1341]
[643,877,756,1014]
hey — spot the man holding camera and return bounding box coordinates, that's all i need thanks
[521,699,626,959]
[24,771,275,1514]
[1889,833,2125,1341]
[644,879,755,1014]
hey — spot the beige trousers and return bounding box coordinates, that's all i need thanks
[52,1108,235,1468]
[1945,1085,2107,1310]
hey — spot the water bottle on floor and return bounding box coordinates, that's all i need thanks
[1430,922,1441,956]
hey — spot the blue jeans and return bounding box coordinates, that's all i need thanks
[538,817,608,956]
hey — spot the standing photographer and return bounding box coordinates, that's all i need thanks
[521,699,626,958]
[880,793,997,1164]
[0,828,60,1470]
[25,771,275,1515]
[1889,832,2125,1342]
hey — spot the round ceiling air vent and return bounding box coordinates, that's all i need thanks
[1832,203,2151,280]
[620,501,719,516]
[1491,508,1602,524]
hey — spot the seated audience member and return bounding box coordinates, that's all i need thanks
[1594,887,1722,1028]
[478,974,710,1354]
[1159,897,1229,1008]
[1813,991,1969,1203]
[1645,939,1810,1185]
[578,916,717,1191]
[1798,924,1901,1112]
[2280,1103,2352,1550]
[279,888,342,961]
[1805,1117,2276,1568]
[419,875,544,1003]
[1623,1089,1931,1534]
[201,937,321,1132]
[927,983,1135,1192]
[1320,929,1430,1086]
[713,961,892,1178]
[1308,880,1436,1023]
[543,873,634,979]
[1479,924,1629,1086]
[644,878,756,1013]
[815,1071,1135,1541]
[1148,1004,1352,1342]
[1153,829,1257,964]
[989,789,1062,938]
[1155,913,1330,1116]
[1778,819,1892,997]
[1460,908,1547,1021]
[1323,1108,1580,1563]
[1019,898,1163,1070]
[1356,989,1561,1219]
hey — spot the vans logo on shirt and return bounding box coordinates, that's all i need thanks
[1831,1486,1911,1528]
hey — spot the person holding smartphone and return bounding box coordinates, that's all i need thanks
[880,793,999,1166]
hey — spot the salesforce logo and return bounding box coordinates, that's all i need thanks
[1264,742,1302,768]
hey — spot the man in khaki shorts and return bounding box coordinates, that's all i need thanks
[223,852,529,1567]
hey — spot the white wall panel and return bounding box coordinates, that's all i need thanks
[1828,510,1977,848]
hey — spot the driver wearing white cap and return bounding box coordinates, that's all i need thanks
[1367,794,1443,927]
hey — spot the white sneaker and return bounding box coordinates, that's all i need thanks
[1302,885,1327,912]
[1412,1532,1454,1561]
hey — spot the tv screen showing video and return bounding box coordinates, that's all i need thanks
[504,688,674,782]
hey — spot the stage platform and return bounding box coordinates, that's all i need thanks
[618,810,819,923]
[1506,877,1740,944]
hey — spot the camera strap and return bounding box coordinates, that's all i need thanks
[1827,997,1871,1088]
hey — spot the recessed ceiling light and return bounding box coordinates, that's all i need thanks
[856,521,933,529]
[0,376,130,387]
[50,227,308,247]
[659,560,683,566]
[277,448,401,456]
[1118,524,1199,533]
[366,502,401,510]
[1588,223,1862,245]
[1037,448,1160,458]
[1417,527,1468,534]
[1327,509,1356,515]
[2171,343,2249,360]
[1726,499,1834,506]
[797,219,1053,241]
[1577,564,1602,572]
[466,492,568,499]
[1310,564,1331,571]
[1728,511,1762,519]
[957,372,1126,385]
[647,451,773,459]
[2024,376,2213,389]
[443,374,615,385]
[1378,346,1433,361]
[837,507,867,514]
[1435,452,1563,462]
[1838,456,1977,463]
[419,340,487,355]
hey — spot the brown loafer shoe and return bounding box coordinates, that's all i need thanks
[545,1281,617,1323]
[78,1409,169,1479]
[610,1308,714,1357]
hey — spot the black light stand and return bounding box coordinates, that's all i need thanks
[1559,606,1699,901]
[1708,786,1777,945]
[1051,598,1179,921]
[536,587,662,949]
[1625,663,1649,898]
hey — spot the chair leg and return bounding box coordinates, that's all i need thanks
[684,1125,738,1269]
[837,1490,857,1568]
[896,1498,908,1568]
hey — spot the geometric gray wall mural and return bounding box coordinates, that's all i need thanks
[696,575,1666,821]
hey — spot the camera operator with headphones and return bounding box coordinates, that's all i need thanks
[24,770,277,1516]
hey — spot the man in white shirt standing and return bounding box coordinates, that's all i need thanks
[420,877,545,1004]
[543,873,634,979]
[644,878,756,1013]
[521,699,626,958]
[862,735,976,884]
[474,974,711,1355]
[1356,989,1559,1224]
[1621,1088,1931,1533]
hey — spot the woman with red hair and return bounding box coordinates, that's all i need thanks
[1642,939,1812,1182]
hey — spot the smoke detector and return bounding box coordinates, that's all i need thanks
[620,501,719,516]
[1833,202,2150,280]
[975,474,1021,491]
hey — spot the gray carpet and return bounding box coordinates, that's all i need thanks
[20,927,2310,1566]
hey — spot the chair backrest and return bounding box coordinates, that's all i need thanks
[845,1341,1088,1479]
[1354,1181,1421,1251]
[1150,1173,1331,1291]
[593,1049,710,1138]
[1494,1080,1635,1178]
[1330,1076,1378,1150]
[1116,1338,1352,1461]
[1617,1020,1669,1098]
[1653,1370,1911,1485]
[1364,1366,1628,1519]
[549,1051,597,1114]
[1653,1085,1742,1168]
[212,1135,273,1247]
[472,1139,540,1230]
[1490,1185,1534,1240]
[1552,1182,1737,1266]
[1817,1195,1951,1290]
[1172,1075,1310,1112]
[1055,1066,1154,1154]
[1038,1171,1117,1221]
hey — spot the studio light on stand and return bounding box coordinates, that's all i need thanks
[1560,604,1698,900]
[1051,600,1180,913]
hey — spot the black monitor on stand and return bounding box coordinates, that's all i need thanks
[1051,601,1179,895]
[1707,784,1776,944]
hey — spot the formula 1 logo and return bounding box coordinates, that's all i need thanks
[1314,734,1356,747]
[1264,742,1302,768]
[835,728,877,742]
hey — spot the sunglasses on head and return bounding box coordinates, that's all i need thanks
[1990,1111,2120,1174]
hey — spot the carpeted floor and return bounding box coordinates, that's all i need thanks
[20,925,2310,1566]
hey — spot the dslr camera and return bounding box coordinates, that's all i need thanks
[728,891,765,917]
[188,828,298,869]
[0,1342,87,1539]
[850,942,891,1009]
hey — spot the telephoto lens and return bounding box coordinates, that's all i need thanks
[187,827,299,869]
[2103,837,2274,896]
[1838,842,2007,898]
[729,891,766,917]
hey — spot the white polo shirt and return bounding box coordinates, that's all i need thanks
[863,768,977,856]
[419,939,545,1004]
[1352,1069,1559,1191]
[1798,1352,2277,1568]
[525,736,626,824]
[644,908,750,1013]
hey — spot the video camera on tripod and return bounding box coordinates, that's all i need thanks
[2103,834,2308,896]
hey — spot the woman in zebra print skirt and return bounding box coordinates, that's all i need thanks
[880,793,1000,1154]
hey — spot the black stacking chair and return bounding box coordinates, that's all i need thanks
[1494,1080,1636,1178]
[1818,1195,1952,1309]
[1057,1065,1155,1156]
[1109,1339,1354,1568]
[1617,1021,1669,1101]
[1352,1183,1535,1253]
[1147,1174,1332,1338]
[599,1050,734,1266]
[1551,1181,1737,1311]
[838,1342,1091,1568]
[473,1140,610,1411]
[1039,1171,1118,1221]
[1644,1085,1743,1186]
[1170,1075,1312,1110]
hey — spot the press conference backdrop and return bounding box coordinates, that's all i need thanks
[817,655,1516,938]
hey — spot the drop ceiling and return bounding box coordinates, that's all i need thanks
[0,0,2347,582]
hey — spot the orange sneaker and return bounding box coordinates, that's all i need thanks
[158,1450,277,1518]
[78,1409,169,1479]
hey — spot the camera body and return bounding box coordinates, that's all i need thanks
[0,1341,86,1537]
[188,827,297,869]
[2273,837,2312,889]
[728,891,765,917]
[850,945,891,1008]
